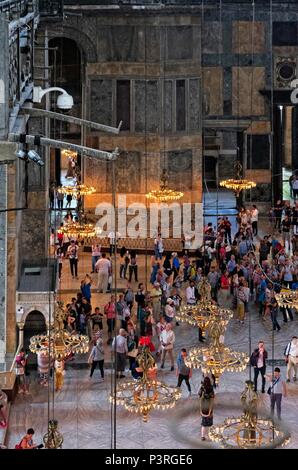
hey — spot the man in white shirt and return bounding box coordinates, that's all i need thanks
[185,281,196,305]
[108,231,121,256]
[160,323,175,371]
[95,253,111,293]
[284,336,298,382]
[112,329,128,378]
[250,204,259,236]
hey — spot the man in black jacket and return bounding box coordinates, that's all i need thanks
[250,341,268,393]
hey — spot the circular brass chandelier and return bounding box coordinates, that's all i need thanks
[275,289,298,309]
[57,183,96,199]
[146,169,183,203]
[43,420,64,449]
[58,221,96,239]
[209,380,290,448]
[219,161,256,196]
[176,278,233,335]
[29,301,89,361]
[110,338,181,422]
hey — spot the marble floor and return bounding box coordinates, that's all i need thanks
[6,216,298,449]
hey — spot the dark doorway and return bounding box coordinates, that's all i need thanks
[24,311,47,368]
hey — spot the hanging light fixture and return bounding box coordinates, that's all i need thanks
[275,289,298,309]
[29,301,89,361]
[209,380,290,448]
[109,338,181,422]
[146,169,183,203]
[176,278,233,336]
[57,182,96,199]
[184,313,249,385]
[219,161,256,196]
[43,420,64,449]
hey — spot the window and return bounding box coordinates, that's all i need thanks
[247,135,270,170]
[116,80,130,131]
[176,80,186,131]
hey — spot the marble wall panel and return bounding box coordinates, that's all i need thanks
[203,67,223,116]
[106,151,141,194]
[189,78,201,131]
[90,79,113,126]
[167,26,193,60]
[167,150,192,192]
[232,67,265,116]
[202,22,223,54]
[232,21,266,54]
[135,80,159,133]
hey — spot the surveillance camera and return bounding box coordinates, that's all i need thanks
[27,150,44,166]
[15,149,27,161]
[57,93,74,110]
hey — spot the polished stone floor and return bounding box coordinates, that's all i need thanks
[6,214,298,449]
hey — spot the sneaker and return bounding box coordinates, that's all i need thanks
[261,389,265,394]
[201,437,206,441]
[161,363,164,369]
[286,379,290,383]
[294,377,297,382]
[170,366,174,371]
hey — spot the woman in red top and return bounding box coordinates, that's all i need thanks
[104,295,116,344]
[220,270,230,305]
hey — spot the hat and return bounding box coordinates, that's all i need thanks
[167,298,174,304]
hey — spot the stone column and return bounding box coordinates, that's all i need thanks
[16,322,25,348]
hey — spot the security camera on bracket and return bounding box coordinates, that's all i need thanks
[33,86,74,110]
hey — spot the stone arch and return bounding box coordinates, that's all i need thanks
[46,25,97,64]
[21,306,48,325]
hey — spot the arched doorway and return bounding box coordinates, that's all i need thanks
[24,311,47,368]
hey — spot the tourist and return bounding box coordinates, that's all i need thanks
[95,252,110,293]
[266,367,287,420]
[37,351,50,387]
[128,250,138,283]
[104,295,116,344]
[160,323,175,371]
[112,329,128,379]
[55,359,65,392]
[124,282,134,313]
[80,274,92,303]
[67,240,79,279]
[154,233,164,260]
[251,205,259,237]
[176,348,192,396]
[163,253,173,278]
[88,332,105,381]
[156,315,167,357]
[274,200,283,231]
[15,349,28,394]
[91,242,101,273]
[284,336,298,383]
[16,428,43,449]
[172,252,180,280]
[0,389,7,428]
[164,298,175,323]
[199,377,215,441]
[116,293,130,330]
[235,282,246,324]
[91,307,103,332]
[269,298,281,332]
[56,246,63,280]
[250,341,268,393]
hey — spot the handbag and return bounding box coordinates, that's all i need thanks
[267,377,280,395]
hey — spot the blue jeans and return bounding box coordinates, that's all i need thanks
[155,249,162,260]
[92,255,100,272]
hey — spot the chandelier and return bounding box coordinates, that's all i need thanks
[43,420,64,449]
[209,380,290,448]
[275,289,298,309]
[29,301,89,361]
[219,161,256,196]
[57,183,96,199]
[185,319,248,384]
[110,338,181,422]
[176,278,233,335]
[58,218,96,239]
[146,169,183,203]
